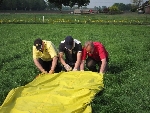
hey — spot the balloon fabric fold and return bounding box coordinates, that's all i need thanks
[0,71,104,113]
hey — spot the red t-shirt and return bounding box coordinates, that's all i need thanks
[81,42,108,61]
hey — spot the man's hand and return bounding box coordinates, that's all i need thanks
[99,72,104,75]
[49,70,55,74]
[72,68,77,71]
[42,69,48,74]
[36,70,47,78]
[64,64,72,71]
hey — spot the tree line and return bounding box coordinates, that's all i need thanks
[0,0,149,11]
[0,0,47,10]
[0,0,90,10]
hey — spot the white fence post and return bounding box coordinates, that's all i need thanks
[43,16,44,23]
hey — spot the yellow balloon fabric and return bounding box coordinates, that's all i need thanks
[0,71,104,113]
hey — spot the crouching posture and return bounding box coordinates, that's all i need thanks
[33,38,62,74]
[80,41,109,74]
[59,36,82,71]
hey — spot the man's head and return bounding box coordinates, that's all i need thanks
[84,41,94,53]
[65,36,74,50]
[34,38,43,52]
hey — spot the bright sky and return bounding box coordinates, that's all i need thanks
[87,0,147,8]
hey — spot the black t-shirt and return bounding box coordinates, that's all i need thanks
[59,39,82,64]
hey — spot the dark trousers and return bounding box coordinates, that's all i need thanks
[86,57,109,72]
[38,58,62,73]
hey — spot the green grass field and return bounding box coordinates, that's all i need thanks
[0,13,150,112]
[0,13,150,24]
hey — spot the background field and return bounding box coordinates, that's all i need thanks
[0,13,150,112]
[0,13,150,24]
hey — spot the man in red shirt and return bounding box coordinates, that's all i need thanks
[80,41,109,74]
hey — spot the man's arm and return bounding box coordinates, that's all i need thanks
[59,52,66,66]
[73,52,82,70]
[33,58,47,73]
[49,56,58,73]
[79,48,87,71]
[80,60,85,71]
[59,52,72,71]
[58,43,67,66]
[97,44,108,74]
[99,58,107,74]
[33,46,47,73]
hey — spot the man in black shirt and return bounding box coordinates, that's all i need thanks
[59,36,82,71]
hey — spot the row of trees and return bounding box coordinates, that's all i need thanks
[0,0,90,10]
[0,0,149,11]
[100,1,150,13]
[98,3,133,12]
[47,0,90,10]
[0,0,46,10]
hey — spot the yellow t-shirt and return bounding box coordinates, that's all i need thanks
[33,40,58,61]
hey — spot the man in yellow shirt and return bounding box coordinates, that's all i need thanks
[33,38,62,74]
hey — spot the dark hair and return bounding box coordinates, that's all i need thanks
[34,38,42,46]
[34,38,43,51]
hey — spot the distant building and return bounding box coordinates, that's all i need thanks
[74,9,81,14]
[138,1,150,14]
[145,5,150,14]
[74,8,99,14]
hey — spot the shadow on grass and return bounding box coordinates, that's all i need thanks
[107,58,135,74]
[91,62,132,111]
[107,64,124,74]
[91,89,111,113]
